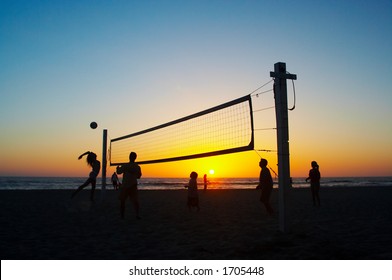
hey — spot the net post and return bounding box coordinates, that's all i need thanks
[270,62,297,233]
[101,129,107,198]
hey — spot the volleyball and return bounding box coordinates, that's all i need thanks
[90,122,98,129]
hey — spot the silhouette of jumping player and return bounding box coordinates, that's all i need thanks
[116,152,142,219]
[306,161,321,206]
[71,151,101,201]
[185,171,200,211]
[256,158,274,215]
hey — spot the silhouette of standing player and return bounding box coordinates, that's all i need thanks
[306,161,321,206]
[256,158,274,215]
[117,152,142,219]
[185,171,200,212]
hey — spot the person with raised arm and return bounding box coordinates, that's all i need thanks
[71,151,100,201]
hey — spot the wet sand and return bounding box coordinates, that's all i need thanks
[1,187,392,259]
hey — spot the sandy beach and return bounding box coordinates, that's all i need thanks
[1,187,392,260]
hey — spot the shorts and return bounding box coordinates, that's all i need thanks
[260,186,272,203]
[119,185,138,201]
[310,182,320,193]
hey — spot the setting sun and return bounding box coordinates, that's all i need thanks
[209,169,215,175]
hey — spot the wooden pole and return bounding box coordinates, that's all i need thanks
[270,62,297,232]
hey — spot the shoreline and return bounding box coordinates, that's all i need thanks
[1,176,392,191]
[1,184,392,191]
[1,187,392,260]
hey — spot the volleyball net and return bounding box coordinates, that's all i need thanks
[110,95,254,165]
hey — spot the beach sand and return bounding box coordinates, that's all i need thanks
[1,187,391,260]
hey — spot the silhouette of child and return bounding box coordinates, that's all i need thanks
[71,151,100,201]
[306,161,321,206]
[256,158,274,215]
[111,172,120,190]
[203,174,208,191]
[185,171,200,211]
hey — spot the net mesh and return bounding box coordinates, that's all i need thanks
[110,95,254,165]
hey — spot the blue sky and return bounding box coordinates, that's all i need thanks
[1,0,391,177]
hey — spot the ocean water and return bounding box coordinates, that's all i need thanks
[0,176,391,191]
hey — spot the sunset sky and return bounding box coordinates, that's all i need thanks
[1,0,391,178]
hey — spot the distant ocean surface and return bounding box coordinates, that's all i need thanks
[0,176,391,191]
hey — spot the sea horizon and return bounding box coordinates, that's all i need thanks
[1,176,391,191]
